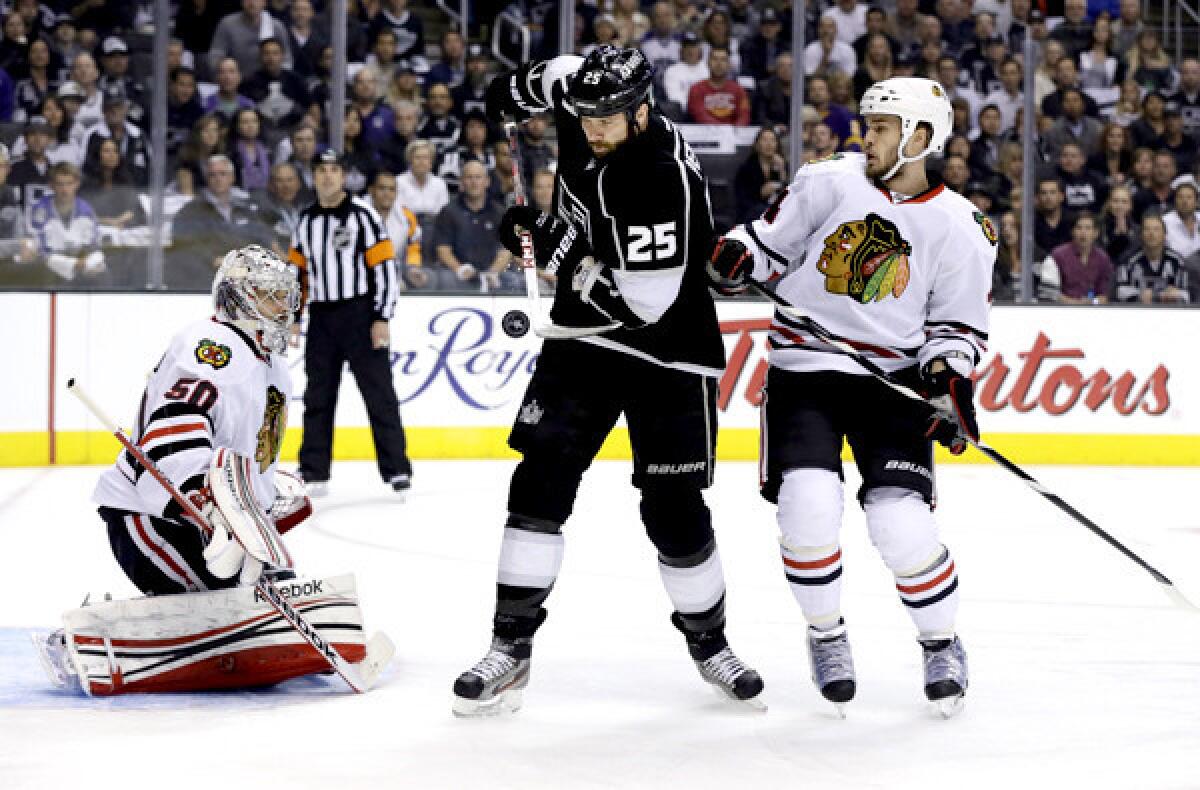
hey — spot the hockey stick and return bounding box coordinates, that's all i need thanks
[503,118,619,339]
[66,378,396,690]
[747,280,1200,613]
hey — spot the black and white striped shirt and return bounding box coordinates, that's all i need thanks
[288,194,400,320]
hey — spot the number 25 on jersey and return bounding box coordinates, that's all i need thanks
[627,222,676,263]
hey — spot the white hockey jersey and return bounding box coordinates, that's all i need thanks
[93,319,292,521]
[727,152,996,377]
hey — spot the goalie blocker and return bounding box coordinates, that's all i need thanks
[43,574,379,696]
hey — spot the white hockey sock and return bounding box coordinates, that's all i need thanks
[781,542,844,628]
[895,547,960,637]
[496,525,564,590]
[657,544,726,618]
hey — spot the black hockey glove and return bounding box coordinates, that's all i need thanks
[707,236,753,295]
[921,363,980,456]
[499,205,587,275]
[485,67,541,125]
[499,205,647,330]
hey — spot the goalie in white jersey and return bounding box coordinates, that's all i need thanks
[709,77,996,716]
[36,246,380,696]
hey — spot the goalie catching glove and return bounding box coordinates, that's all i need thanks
[499,205,646,329]
[921,362,980,456]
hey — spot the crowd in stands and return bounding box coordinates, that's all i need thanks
[0,0,1197,305]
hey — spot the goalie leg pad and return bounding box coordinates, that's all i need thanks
[61,574,368,696]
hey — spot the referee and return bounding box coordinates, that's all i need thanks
[288,148,413,495]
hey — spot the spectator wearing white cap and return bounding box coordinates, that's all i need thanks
[98,35,148,127]
[83,85,151,187]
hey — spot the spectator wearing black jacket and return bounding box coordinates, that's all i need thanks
[1034,176,1077,253]
[287,0,328,79]
[169,154,274,289]
[1115,212,1189,303]
[741,8,789,82]
[368,0,424,63]
[451,45,491,120]
[734,127,787,224]
[167,67,205,159]
[241,37,313,134]
[753,52,793,130]
[83,86,151,187]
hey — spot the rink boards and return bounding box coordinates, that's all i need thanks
[0,292,1195,467]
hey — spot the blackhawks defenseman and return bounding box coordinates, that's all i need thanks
[451,46,764,716]
[709,77,996,717]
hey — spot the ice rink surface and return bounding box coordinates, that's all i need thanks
[2,459,1199,790]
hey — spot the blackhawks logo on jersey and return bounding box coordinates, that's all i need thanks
[817,213,912,303]
[974,211,999,246]
[256,385,287,472]
[195,339,232,369]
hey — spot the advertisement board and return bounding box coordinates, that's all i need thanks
[0,292,1194,466]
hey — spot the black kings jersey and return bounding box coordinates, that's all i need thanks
[516,55,724,376]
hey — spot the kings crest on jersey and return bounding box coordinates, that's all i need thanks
[726,152,994,377]
[513,55,724,376]
[93,319,292,520]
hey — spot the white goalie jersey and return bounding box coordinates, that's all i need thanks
[93,319,292,521]
[726,152,996,377]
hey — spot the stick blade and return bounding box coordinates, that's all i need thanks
[1162,583,1200,613]
[358,631,396,689]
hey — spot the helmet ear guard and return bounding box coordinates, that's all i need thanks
[859,77,953,181]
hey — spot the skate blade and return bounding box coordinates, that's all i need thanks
[931,694,965,719]
[833,702,848,719]
[451,688,524,718]
[708,684,768,712]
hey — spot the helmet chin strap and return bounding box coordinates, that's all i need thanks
[882,124,935,182]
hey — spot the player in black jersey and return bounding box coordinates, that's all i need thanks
[452,46,763,716]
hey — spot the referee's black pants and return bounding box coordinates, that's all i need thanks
[299,296,412,483]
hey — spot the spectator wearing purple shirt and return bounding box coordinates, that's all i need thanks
[1043,213,1115,303]
[807,75,855,150]
[349,67,395,151]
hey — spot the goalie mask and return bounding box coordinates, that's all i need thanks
[859,77,953,181]
[212,245,300,355]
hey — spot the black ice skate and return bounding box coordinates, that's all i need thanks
[672,613,765,710]
[807,622,856,717]
[921,635,968,718]
[452,635,533,717]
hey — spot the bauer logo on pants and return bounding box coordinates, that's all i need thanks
[817,213,912,303]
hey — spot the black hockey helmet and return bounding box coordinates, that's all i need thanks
[568,46,655,120]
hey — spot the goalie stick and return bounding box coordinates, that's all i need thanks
[66,378,396,691]
[747,280,1200,614]
[504,118,619,339]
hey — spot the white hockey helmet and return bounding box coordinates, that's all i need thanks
[859,77,953,181]
[212,245,300,355]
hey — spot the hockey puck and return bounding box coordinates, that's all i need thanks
[501,310,530,338]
